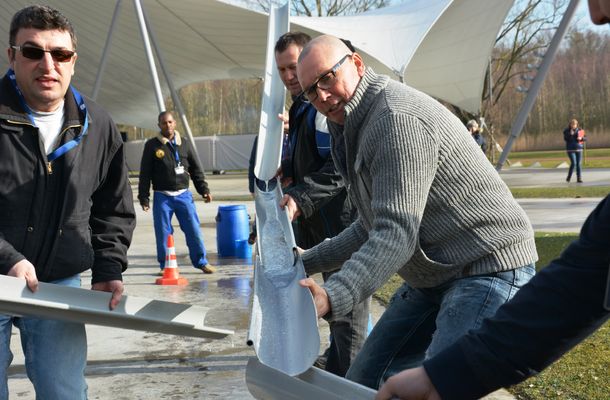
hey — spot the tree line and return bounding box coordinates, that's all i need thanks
[124,0,609,152]
[485,28,609,151]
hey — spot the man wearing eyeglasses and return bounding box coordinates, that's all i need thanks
[296,35,538,390]
[274,32,369,377]
[0,5,135,398]
[373,1,610,398]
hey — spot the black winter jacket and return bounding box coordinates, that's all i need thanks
[0,74,136,284]
[138,132,209,208]
[282,97,355,249]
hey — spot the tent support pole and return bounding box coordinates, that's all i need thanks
[140,6,204,170]
[495,0,580,171]
[92,0,122,101]
[133,0,165,113]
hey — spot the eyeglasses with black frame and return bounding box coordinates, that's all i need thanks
[300,53,352,102]
[11,45,75,63]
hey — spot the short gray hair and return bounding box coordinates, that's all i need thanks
[466,119,478,131]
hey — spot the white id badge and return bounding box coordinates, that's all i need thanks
[175,165,185,174]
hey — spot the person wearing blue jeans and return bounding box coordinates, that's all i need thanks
[153,191,208,269]
[0,276,86,399]
[346,265,535,388]
[563,118,585,183]
[138,111,215,274]
[0,6,135,398]
[296,35,538,390]
[374,2,610,397]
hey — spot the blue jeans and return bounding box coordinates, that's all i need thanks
[0,275,87,399]
[153,191,208,269]
[323,271,370,377]
[566,151,582,180]
[345,264,535,389]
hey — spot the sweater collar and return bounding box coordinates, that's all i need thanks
[342,67,389,132]
[156,131,182,146]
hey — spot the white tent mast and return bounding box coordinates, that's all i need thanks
[91,0,203,166]
[140,4,204,169]
[496,0,581,171]
[133,0,165,112]
[92,0,122,101]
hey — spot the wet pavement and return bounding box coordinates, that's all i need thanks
[7,168,608,399]
[8,200,263,399]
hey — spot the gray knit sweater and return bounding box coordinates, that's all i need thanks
[302,68,538,319]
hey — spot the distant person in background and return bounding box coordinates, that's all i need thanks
[375,1,610,398]
[563,118,585,183]
[138,111,216,274]
[466,119,486,152]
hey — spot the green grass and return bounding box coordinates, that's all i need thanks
[501,148,610,168]
[511,324,610,400]
[373,232,610,399]
[510,186,610,199]
[509,148,609,160]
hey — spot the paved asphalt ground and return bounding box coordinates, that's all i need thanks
[6,167,608,399]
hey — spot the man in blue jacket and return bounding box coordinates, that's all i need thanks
[563,118,585,183]
[0,5,135,398]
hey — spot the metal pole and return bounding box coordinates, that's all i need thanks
[495,0,580,171]
[140,6,204,168]
[92,0,122,101]
[133,0,165,113]
[488,56,493,103]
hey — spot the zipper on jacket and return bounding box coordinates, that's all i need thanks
[46,123,81,175]
[7,119,82,175]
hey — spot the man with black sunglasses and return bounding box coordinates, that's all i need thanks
[295,35,538,390]
[274,32,369,377]
[0,5,135,398]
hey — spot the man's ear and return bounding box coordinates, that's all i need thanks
[70,52,77,76]
[352,52,366,77]
[7,47,15,64]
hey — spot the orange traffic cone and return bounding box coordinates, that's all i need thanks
[156,234,188,285]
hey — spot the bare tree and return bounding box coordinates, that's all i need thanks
[483,0,568,113]
[245,0,390,16]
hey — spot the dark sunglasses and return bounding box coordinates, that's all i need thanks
[11,45,75,62]
[301,54,352,102]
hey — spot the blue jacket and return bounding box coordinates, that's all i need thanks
[564,127,585,151]
[282,97,355,249]
[423,194,610,399]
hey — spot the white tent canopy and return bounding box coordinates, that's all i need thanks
[0,0,513,130]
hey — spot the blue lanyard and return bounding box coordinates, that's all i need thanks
[7,68,89,163]
[166,136,181,165]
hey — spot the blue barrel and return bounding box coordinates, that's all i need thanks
[216,205,250,258]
